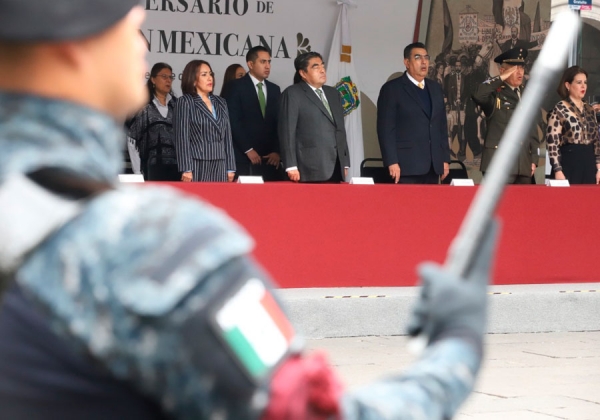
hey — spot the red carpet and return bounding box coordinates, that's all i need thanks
[162,183,600,288]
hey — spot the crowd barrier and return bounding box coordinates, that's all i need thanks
[161,182,599,288]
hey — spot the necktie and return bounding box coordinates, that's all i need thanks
[316,88,333,118]
[257,82,266,117]
[514,87,521,100]
[418,82,424,89]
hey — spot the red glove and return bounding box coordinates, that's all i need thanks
[261,352,344,420]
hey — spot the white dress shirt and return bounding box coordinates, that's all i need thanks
[406,72,425,88]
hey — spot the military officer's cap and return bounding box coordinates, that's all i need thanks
[0,0,140,42]
[494,47,528,64]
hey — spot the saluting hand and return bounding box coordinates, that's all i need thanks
[500,65,518,82]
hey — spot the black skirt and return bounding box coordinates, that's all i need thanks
[560,143,596,184]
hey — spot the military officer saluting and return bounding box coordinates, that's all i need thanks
[473,47,541,184]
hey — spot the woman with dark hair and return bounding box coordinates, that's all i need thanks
[127,62,179,180]
[219,63,245,97]
[546,66,600,184]
[174,59,235,182]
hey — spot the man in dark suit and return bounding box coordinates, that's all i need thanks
[223,46,283,181]
[500,26,538,52]
[278,52,350,183]
[377,42,450,184]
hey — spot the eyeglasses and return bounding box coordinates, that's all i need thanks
[413,54,431,62]
[156,74,176,80]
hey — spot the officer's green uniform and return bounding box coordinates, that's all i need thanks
[472,48,540,182]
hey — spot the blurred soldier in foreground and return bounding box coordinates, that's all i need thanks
[0,1,499,418]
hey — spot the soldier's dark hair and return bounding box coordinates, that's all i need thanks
[294,51,323,72]
[181,60,214,95]
[246,46,271,64]
[404,42,427,59]
[557,66,588,99]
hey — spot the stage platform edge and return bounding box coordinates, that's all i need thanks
[278,283,600,339]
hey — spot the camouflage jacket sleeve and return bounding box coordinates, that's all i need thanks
[15,185,270,420]
[341,338,480,420]
[472,76,503,117]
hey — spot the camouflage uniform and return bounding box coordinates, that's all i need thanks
[0,92,480,419]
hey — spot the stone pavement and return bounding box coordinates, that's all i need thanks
[305,332,600,419]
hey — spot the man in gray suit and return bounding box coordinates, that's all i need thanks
[278,52,350,182]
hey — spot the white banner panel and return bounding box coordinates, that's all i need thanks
[141,0,419,102]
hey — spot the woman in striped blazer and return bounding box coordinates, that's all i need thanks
[174,60,236,182]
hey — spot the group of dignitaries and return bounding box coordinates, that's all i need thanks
[128,42,600,185]
[0,1,593,417]
[129,46,349,183]
[225,47,349,183]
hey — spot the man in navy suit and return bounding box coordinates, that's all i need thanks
[377,42,450,184]
[223,46,283,181]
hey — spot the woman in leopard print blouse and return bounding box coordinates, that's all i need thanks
[546,66,600,184]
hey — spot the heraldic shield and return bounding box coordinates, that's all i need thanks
[335,76,360,117]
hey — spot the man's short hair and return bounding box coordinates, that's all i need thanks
[294,52,323,73]
[404,42,427,59]
[246,46,271,64]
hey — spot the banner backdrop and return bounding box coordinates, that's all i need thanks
[326,1,364,178]
[141,0,419,102]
